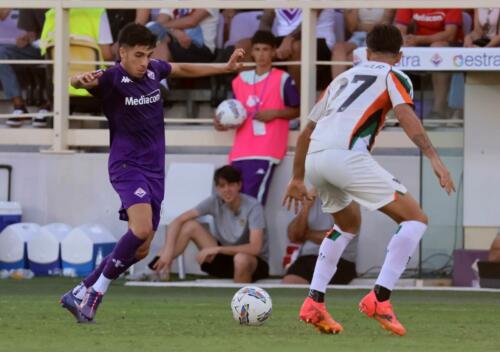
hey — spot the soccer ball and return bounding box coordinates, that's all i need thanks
[215,99,247,127]
[231,286,272,326]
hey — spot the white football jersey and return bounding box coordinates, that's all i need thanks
[308,61,413,153]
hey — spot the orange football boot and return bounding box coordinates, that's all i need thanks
[299,297,343,334]
[359,290,406,336]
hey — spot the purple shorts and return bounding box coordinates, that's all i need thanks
[231,159,276,205]
[111,169,164,231]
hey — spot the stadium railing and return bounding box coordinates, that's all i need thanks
[0,0,498,152]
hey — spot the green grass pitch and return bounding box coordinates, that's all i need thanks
[1,278,499,352]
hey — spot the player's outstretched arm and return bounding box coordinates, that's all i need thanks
[70,70,103,90]
[394,103,456,194]
[283,121,316,213]
[169,48,245,78]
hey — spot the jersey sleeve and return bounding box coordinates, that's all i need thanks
[151,59,172,80]
[386,69,414,108]
[87,68,115,99]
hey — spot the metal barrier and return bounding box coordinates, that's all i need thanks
[0,0,496,151]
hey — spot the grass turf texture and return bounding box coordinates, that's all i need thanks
[1,278,499,352]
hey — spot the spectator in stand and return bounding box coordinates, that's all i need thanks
[214,31,300,205]
[148,8,219,63]
[331,9,394,79]
[282,189,358,285]
[40,8,114,98]
[0,8,50,127]
[465,8,500,48]
[396,9,463,120]
[107,9,151,43]
[154,165,269,283]
[258,8,338,87]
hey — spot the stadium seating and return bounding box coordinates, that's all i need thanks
[45,37,103,116]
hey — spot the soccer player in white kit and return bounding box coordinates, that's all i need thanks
[283,24,455,336]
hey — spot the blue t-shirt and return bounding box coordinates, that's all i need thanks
[88,59,171,180]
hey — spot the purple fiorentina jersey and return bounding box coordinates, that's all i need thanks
[89,59,172,179]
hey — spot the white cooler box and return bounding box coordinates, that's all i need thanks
[0,222,39,270]
[27,223,72,276]
[61,224,116,277]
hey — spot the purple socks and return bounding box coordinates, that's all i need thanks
[102,229,145,280]
[82,229,145,286]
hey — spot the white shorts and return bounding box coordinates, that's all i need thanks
[305,149,407,213]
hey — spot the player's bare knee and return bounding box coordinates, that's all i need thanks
[131,224,153,239]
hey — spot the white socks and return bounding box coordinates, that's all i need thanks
[72,282,86,300]
[310,225,356,293]
[376,220,427,290]
[92,274,112,294]
[72,275,112,297]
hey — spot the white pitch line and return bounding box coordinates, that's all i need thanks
[125,281,500,293]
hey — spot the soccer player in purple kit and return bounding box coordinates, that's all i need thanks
[59,23,244,323]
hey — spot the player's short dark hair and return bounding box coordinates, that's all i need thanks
[214,165,242,185]
[118,23,157,49]
[251,30,277,48]
[366,24,403,55]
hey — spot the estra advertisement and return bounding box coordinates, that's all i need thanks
[353,47,500,71]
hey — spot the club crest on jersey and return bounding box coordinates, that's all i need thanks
[134,187,147,198]
[147,70,155,80]
[121,76,132,84]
